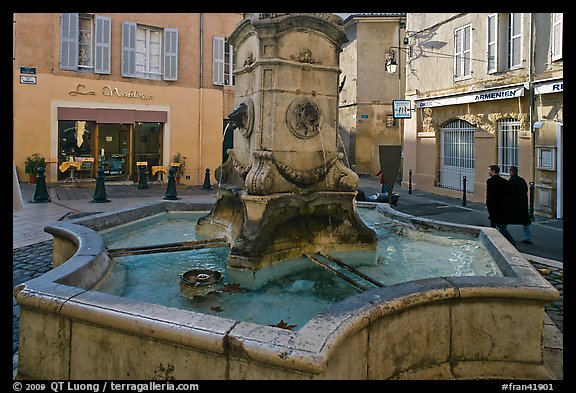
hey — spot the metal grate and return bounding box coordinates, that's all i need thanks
[439,119,475,193]
[497,118,520,175]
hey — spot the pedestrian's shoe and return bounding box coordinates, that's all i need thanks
[522,239,533,244]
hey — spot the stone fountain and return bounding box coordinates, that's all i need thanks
[197,13,376,270]
[14,13,559,380]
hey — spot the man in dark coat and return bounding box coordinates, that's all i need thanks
[486,164,517,247]
[507,165,532,244]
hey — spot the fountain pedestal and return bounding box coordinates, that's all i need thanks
[198,13,376,269]
[198,190,376,269]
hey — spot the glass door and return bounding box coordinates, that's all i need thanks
[97,124,131,180]
[132,122,163,181]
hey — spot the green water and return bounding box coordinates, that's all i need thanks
[97,209,501,330]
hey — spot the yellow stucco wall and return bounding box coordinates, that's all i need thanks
[13,13,242,186]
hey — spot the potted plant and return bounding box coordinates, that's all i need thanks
[24,153,46,184]
[171,152,186,183]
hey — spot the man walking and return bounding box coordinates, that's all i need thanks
[486,164,517,247]
[507,165,532,244]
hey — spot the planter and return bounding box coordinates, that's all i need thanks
[29,174,37,184]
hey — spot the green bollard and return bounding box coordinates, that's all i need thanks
[30,166,51,203]
[164,166,179,200]
[92,165,111,203]
[202,168,212,190]
[137,164,149,189]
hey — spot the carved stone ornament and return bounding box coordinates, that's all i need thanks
[244,52,255,67]
[228,98,255,138]
[290,48,321,64]
[272,153,338,187]
[286,98,321,139]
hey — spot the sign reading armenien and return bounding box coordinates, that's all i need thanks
[416,85,525,108]
[393,100,412,119]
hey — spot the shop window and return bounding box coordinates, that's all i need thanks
[58,120,96,180]
[60,13,111,74]
[121,22,178,81]
[213,37,235,86]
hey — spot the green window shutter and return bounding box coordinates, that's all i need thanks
[94,15,111,74]
[213,36,225,85]
[163,28,178,80]
[60,13,78,70]
[121,21,136,77]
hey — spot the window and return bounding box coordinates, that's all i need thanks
[497,118,519,174]
[552,13,563,61]
[213,37,234,86]
[487,14,498,73]
[136,26,162,80]
[454,24,471,80]
[507,13,522,69]
[122,22,178,81]
[60,13,111,74]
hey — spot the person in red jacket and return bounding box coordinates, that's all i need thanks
[374,170,388,194]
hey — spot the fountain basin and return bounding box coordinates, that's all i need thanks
[14,200,559,380]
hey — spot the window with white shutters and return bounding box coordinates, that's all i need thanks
[552,13,562,61]
[122,21,178,81]
[213,36,234,86]
[60,13,110,74]
[507,13,522,69]
[454,24,471,80]
[487,14,498,73]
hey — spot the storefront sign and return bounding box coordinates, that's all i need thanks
[20,66,36,74]
[68,84,153,100]
[534,79,563,95]
[416,85,525,108]
[20,76,37,84]
[393,100,412,119]
[102,86,153,100]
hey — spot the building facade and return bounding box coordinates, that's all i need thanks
[402,13,562,218]
[338,14,407,175]
[13,13,243,185]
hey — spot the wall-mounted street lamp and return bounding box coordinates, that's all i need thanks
[385,45,413,74]
[385,49,398,74]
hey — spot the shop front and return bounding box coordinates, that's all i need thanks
[408,83,532,204]
[56,107,167,182]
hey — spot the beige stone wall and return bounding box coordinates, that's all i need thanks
[402,13,563,212]
[338,16,405,175]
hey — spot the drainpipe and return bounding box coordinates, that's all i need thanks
[528,13,535,183]
[198,13,204,185]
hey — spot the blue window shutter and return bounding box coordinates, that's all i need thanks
[60,13,78,70]
[121,21,136,77]
[213,36,225,85]
[163,28,178,81]
[94,16,111,74]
